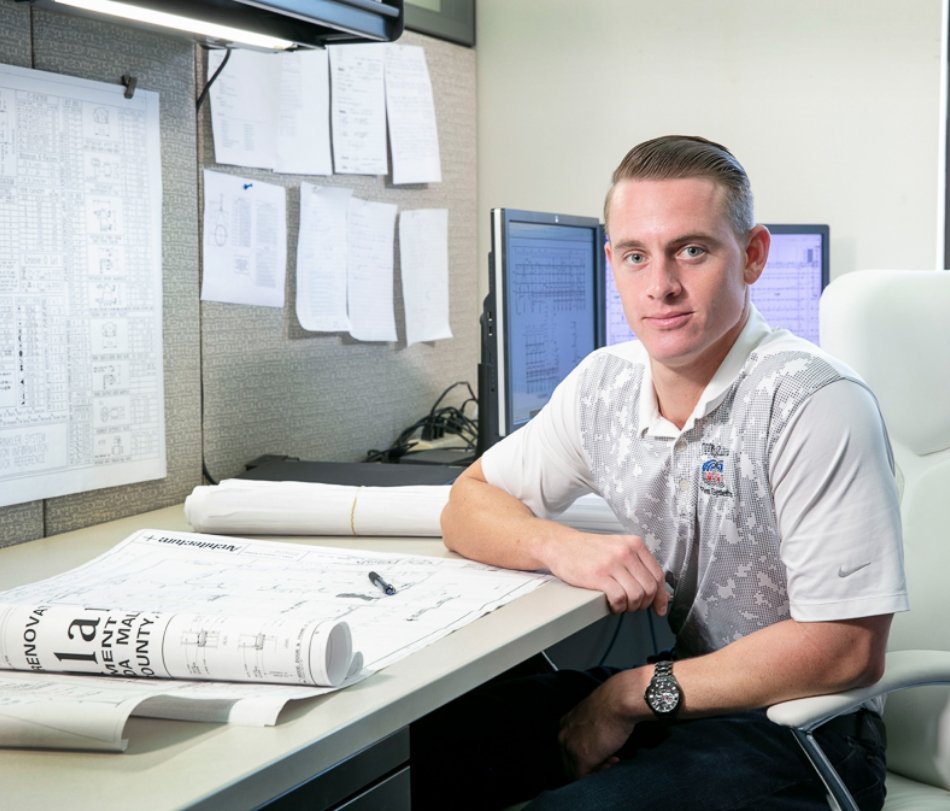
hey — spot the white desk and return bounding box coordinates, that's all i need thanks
[0,505,608,810]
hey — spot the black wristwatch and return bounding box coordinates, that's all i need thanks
[644,660,682,718]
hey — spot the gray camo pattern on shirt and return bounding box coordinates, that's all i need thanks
[578,349,849,657]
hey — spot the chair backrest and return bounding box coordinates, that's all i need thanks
[819,269,950,790]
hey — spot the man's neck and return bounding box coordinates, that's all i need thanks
[650,363,709,431]
[649,308,750,430]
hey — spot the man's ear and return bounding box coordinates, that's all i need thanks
[743,224,771,284]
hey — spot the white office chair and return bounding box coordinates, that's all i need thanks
[767,269,950,811]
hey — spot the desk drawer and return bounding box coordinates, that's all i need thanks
[263,728,409,810]
[335,766,410,810]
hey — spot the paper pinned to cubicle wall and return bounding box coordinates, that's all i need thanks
[346,196,399,341]
[0,62,166,509]
[208,49,280,171]
[329,44,389,176]
[296,184,353,332]
[200,170,288,308]
[385,45,442,185]
[208,49,333,175]
[275,49,333,176]
[400,209,452,345]
[207,44,442,183]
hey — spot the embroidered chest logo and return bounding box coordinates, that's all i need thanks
[699,443,733,496]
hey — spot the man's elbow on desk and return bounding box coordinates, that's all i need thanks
[439,461,540,569]
[440,462,591,581]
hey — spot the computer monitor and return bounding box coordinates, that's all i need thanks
[603,224,830,346]
[477,208,605,455]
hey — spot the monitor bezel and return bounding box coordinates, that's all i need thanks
[761,223,830,290]
[478,207,605,455]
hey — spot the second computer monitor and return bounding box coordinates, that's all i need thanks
[603,224,830,346]
[478,208,604,453]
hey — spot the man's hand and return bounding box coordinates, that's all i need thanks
[545,532,669,616]
[557,671,642,778]
[442,462,669,616]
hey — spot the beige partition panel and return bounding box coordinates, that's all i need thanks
[0,4,477,545]
[199,31,478,481]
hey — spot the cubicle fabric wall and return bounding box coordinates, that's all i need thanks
[198,31,478,484]
[0,2,478,547]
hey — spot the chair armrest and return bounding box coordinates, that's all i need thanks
[767,649,950,732]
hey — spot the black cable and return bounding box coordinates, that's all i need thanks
[194,47,232,483]
[195,46,232,112]
[202,460,219,486]
[364,382,479,462]
[646,609,660,655]
[596,613,626,666]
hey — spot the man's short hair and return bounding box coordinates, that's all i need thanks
[604,135,754,237]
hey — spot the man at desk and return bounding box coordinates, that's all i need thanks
[412,135,907,810]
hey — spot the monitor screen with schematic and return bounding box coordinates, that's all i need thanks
[477,208,605,456]
[477,214,829,457]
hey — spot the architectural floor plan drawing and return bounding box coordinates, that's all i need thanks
[0,528,548,751]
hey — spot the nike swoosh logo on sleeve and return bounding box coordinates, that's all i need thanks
[837,562,872,578]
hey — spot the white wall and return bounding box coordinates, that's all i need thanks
[475,0,946,298]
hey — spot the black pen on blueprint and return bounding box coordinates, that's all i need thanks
[369,570,396,596]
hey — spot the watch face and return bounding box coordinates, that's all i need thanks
[645,662,681,717]
[647,679,680,714]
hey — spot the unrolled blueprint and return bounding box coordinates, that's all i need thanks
[0,528,549,750]
[0,64,166,508]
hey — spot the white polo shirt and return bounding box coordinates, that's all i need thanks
[482,308,908,657]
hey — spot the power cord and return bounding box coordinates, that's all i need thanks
[195,46,232,112]
[596,614,626,666]
[365,381,478,462]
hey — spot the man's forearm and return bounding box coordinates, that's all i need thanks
[613,614,890,721]
[441,463,670,615]
[440,464,578,571]
[559,613,892,776]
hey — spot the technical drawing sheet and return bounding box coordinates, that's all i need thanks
[201,169,287,308]
[0,64,165,509]
[0,528,549,750]
[0,669,344,752]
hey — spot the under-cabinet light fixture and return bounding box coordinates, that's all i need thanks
[53,0,296,50]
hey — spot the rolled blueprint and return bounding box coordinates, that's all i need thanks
[185,479,448,536]
[0,603,361,687]
[184,479,625,537]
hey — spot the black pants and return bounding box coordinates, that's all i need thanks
[410,665,887,811]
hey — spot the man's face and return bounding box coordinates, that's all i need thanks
[605,177,764,380]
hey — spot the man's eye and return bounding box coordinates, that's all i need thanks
[624,252,645,265]
[682,246,706,259]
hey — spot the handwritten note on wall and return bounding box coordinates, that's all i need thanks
[296,183,352,332]
[385,45,442,185]
[346,197,399,342]
[400,209,452,344]
[206,44,450,343]
[329,44,389,176]
[296,191,451,344]
[209,44,440,183]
